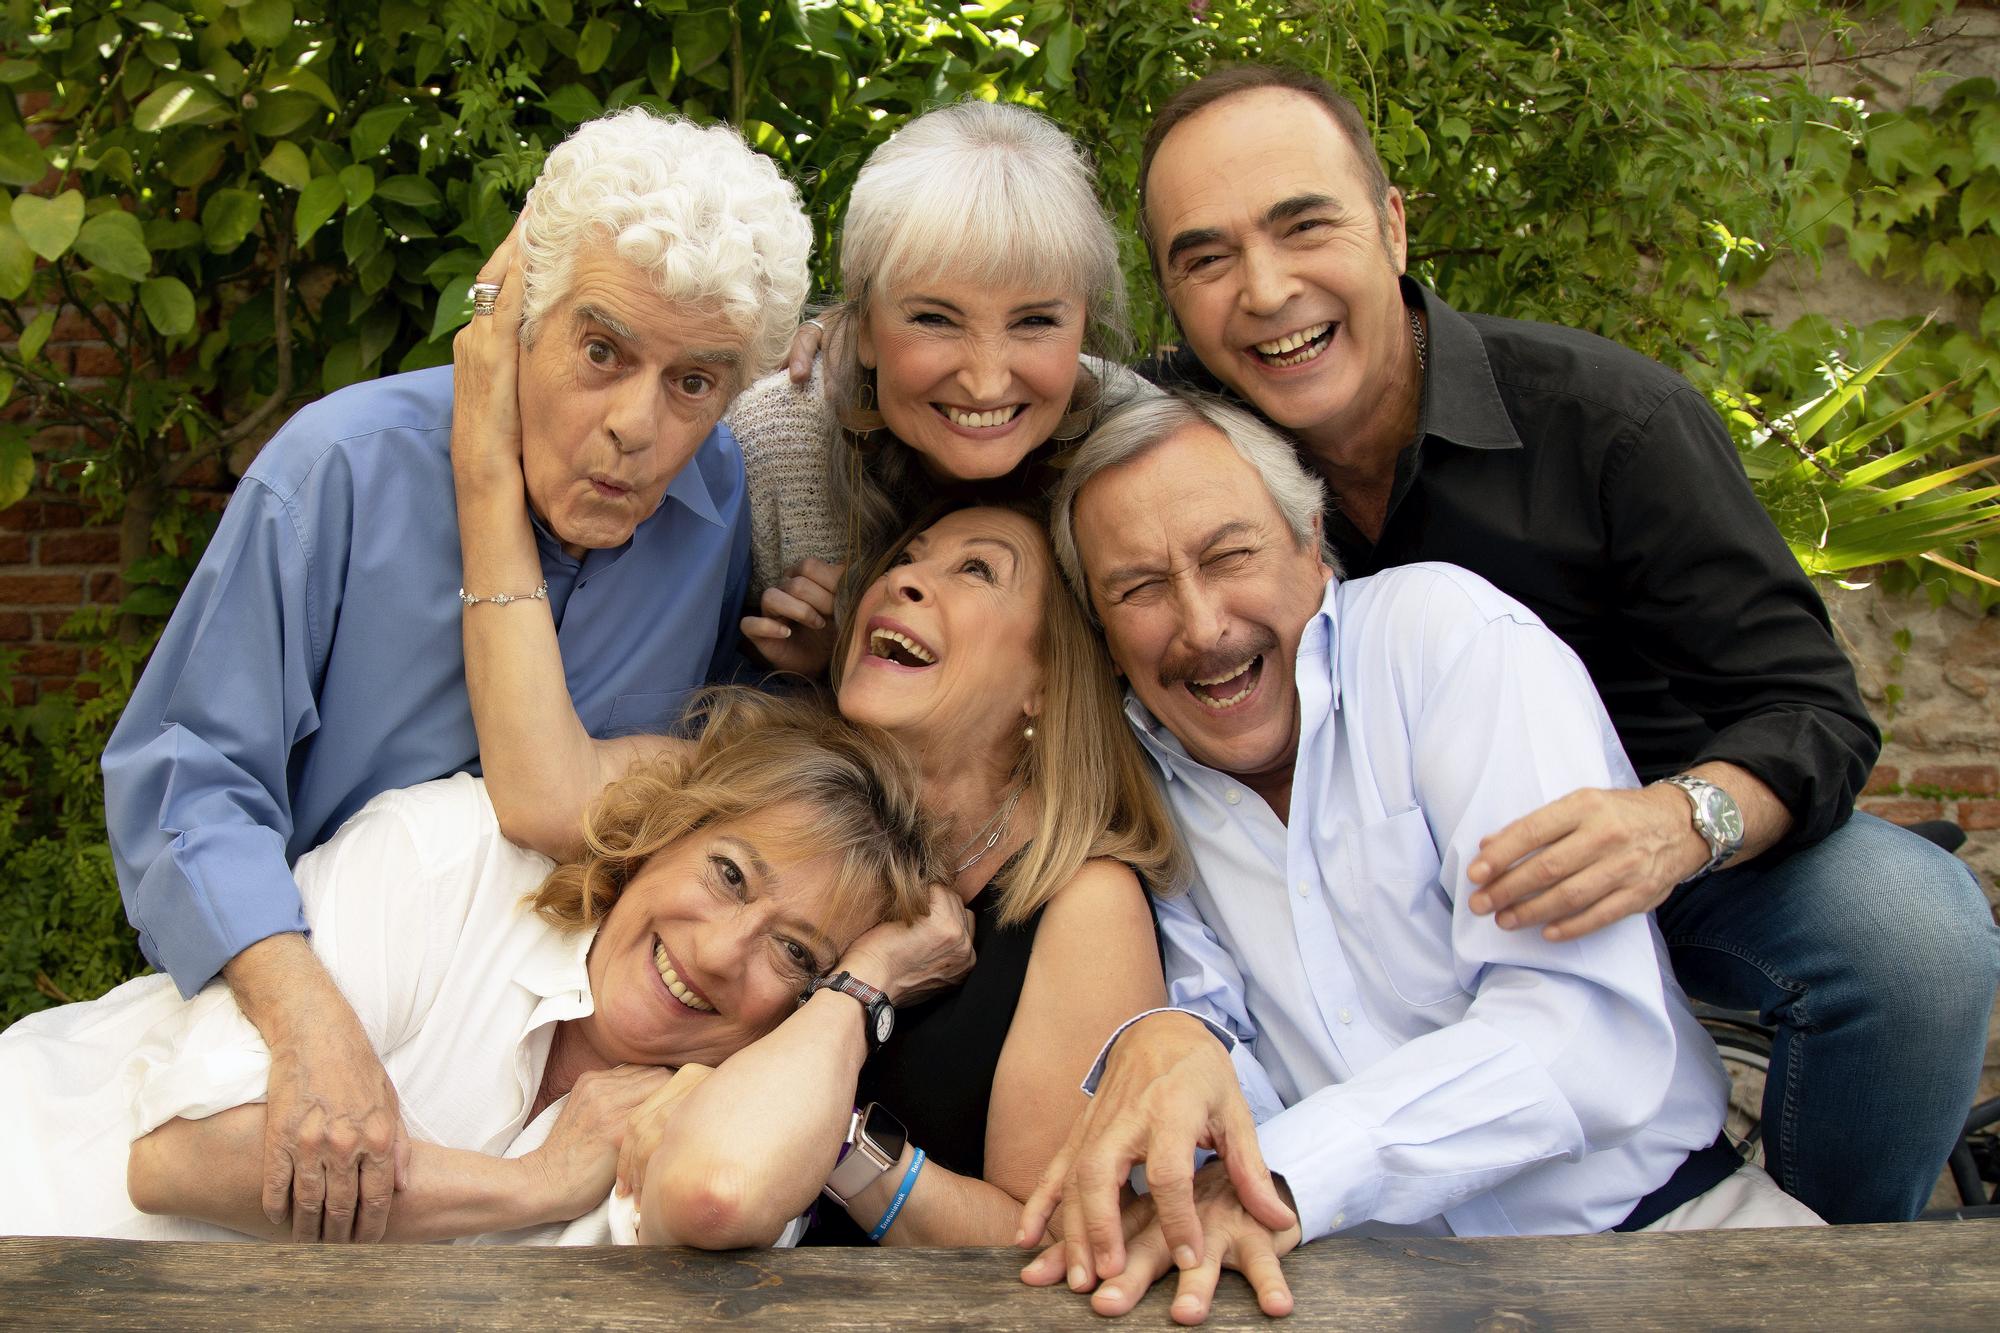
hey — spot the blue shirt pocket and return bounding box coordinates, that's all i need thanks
[1338,807,1466,1008]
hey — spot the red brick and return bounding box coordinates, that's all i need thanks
[14,642,78,675]
[9,677,34,705]
[71,677,100,701]
[51,308,118,341]
[0,611,30,641]
[1860,798,1944,825]
[38,529,120,565]
[69,344,124,378]
[0,572,84,604]
[88,571,120,603]
[0,534,27,563]
[1958,800,2000,832]
[17,91,50,116]
[1910,764,1999,796]
[1861,765,1901,796]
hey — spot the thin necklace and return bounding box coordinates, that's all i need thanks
[1409,307,1428,371]
[954,783,1026,875]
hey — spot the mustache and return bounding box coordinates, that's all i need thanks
[1158,629,1278,688]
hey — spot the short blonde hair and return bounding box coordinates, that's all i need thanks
[829,503,1184,926]
[818,101,1132,563]
[533,688,947,935]
[520,108,814,382]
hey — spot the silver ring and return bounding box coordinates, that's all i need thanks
[800,317,824,332]
[470,281,503,316]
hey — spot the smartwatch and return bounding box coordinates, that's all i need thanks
[824,1102,909,1205]
[1660,774,1745,880]
[800,970,895,1052]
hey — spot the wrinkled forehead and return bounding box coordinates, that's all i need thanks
[1076,428,1280,567]
[1146,88,1372,233]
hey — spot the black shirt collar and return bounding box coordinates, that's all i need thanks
[1410,277,1524,452]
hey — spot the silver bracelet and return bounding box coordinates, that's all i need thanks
[458,579,548,608]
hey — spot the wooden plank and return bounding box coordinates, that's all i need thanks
[0,1224,1995,1330]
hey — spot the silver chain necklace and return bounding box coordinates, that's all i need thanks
[1409,307,1428,371]
[954,783,1026,875]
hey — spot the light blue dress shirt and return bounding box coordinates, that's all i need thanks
[1131,563,1727,1240]
[103,366,750,997]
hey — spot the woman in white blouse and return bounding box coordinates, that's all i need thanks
[0,690,952,1245]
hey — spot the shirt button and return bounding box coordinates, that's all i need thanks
[1296,881,1310,899]
[1338,1008,1352,1024]
[1225,789,1241,805]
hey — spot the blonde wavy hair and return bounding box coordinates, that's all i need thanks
[829,503,1184,927]
[533,688,947,935]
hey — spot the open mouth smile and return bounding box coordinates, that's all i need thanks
[652,936,716,1014]
[1251,322,1334,369]
[863,617,940,671]
[935,403,1027,431]
[1184,655,1263,710]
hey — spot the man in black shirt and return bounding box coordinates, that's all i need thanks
[1127,64,1997,1225]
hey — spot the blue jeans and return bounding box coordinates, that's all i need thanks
[1657,812,2000,1222]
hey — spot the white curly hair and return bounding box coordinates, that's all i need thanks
[519,108,813,383]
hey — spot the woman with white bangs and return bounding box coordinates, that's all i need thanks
[728,99,1147,678]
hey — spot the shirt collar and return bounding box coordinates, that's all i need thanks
[515,909,598,1007]
[1410,278,1524,452]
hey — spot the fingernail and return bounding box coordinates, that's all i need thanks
[1497,912,1515,928]
[1069,1265,1087,1290]
[777,626,791,637]
[1174,1246,1197,1269]
[1469,861,1488,880]
[1470,894,1490,913]
[1013,1229,1025,1247]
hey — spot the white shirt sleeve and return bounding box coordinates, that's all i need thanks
[1256,609,1682,1241]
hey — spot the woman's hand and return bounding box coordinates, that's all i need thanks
[786,319,826,385]
[613,1063,715,1209]
[451,219,529,498]
[839,882,977,1007]
[525,1064,676,1220]
[741,557,845,677]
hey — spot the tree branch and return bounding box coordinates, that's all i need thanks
[1673,26,1964,74]
[215,230,295,454]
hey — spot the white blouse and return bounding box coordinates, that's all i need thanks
[0,774,801,1246]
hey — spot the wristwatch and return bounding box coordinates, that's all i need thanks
[801,970,895,1052]
[1660,774,1745,880]
[824,1102,909,1206]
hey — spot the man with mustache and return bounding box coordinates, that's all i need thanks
[1063,61,1995,1237]
[1022,392,1819,1324]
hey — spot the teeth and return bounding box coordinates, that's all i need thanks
[1191,661,1252,688]
[1254,323,1330,356]
[942,405,1021,429]
[869,628,936,664]
[654,941,715,1012]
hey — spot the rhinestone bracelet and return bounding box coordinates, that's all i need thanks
[458,579,549,608]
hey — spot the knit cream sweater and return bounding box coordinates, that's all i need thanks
[724,364,845,600]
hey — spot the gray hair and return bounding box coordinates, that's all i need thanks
[817,102,1130,565]
[519,108,813,383]
[1051,391,1338,608]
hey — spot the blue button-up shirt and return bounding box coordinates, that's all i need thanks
[103,366,750,996]
[1133,563,1726,1239]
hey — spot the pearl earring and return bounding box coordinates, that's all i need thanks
[1022,722,1036,742]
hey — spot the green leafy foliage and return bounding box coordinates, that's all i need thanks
[0,0,1990,1022]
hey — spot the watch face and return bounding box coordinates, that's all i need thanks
[1699,787,1745,846]
[873,1006,895,1046]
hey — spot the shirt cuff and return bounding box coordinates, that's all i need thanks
[1080,1007,1236,1096]
[1256,1098,1384,1243]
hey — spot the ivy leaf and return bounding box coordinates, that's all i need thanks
[1043,20,1079,90]
[10,189,84,261]
[132,80,228,132]
[0,126,49,188]
[75,210,153,280]
[0,222,32,298]
[1961,176,2000,236]
[260,140,312,191]
[239,0,295,49]
[0,428,32,511]
[351,105,413,159]
[17,308,55,363]
[268,66,339,113]
[202,188,263,252]
[139,276,197,336]
[429,273,478,341]
[576,18,616,75]
[374,174,442,208]
[295,173,346,245]
[338,164,375,208]
[540,85,603,125]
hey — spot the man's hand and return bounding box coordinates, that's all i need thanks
[225,934,409,1243]
[1467,784,1708,941]
[1022,1160,1300,1326]
[741,557,845,677]
[1016,1011,1292,1287]
[838,882,976,1007]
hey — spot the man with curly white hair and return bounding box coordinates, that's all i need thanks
[102,107,812,1244]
